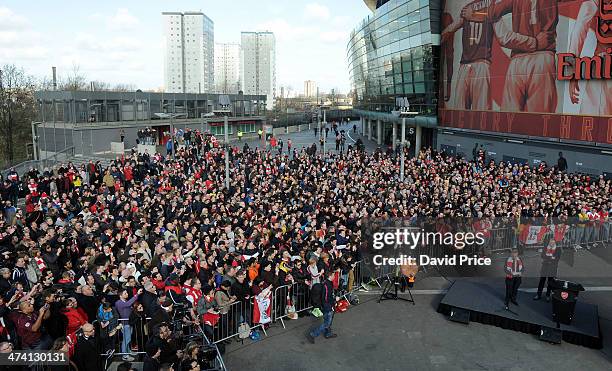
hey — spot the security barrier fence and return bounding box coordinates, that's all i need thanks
[93,220,610,368]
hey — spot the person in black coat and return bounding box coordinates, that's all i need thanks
[145,323,178,366]
[534,238,562,301]
[129,301,148,352]
[306,270,338,343]
[231,270,251,324]
[140,282,161,317]
[72,323,104,371]
[75,285,99,322]
[143,346,161,371]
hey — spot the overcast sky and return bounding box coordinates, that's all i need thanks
[0,0,371,94]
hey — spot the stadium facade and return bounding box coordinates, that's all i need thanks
[349,0,612,175]
[348,0,441,155]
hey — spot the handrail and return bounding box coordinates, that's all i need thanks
[1,146,75,176]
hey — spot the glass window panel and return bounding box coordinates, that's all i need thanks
[389,19,399,33]
[420,7,430,20]
[404,83,414,94]
[414,83,425,93]
[390,41,401,53]
[420,19,430,33]
[408,23,420,36]
[413,70,424,82]
[407,0,419,13]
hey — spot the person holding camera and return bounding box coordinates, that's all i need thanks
[9,298,52,350]
[145,322,179,367]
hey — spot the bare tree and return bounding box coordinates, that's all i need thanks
[60,63,87,91]
[90,80,110,91]
[0,64,37,164]
[111,83,136,92]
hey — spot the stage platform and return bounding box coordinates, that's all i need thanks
[437,280,602,349]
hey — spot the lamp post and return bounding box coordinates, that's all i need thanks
[399,110,418,182]
[320,104,329,156]
[215,95,232,190]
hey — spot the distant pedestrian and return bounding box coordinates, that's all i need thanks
[314,127,319,137]
[258,129,263,140]
[557,152,568,172]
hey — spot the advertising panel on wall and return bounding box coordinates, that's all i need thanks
[438,0,612,145]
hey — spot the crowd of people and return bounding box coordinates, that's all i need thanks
[0,124,610,370]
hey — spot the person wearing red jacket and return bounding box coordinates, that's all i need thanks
[61,297,88,335]
[151,272,166,291]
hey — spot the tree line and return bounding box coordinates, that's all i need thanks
[0,64,138,168]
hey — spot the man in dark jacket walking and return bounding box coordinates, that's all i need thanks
[306,270,338,343]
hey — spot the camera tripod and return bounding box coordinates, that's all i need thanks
[377,274,415,305]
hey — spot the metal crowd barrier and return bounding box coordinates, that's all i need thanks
[210,300,243,344]
[98,316,227,371]
[487,227,517,254]
[557,221,611,250]
[516,221,611,252]
[273,282,313,329]
[98,317,149,368]
[210,299,268,345]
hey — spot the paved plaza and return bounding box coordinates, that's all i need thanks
[224,277,612,371]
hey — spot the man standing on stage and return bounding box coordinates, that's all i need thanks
[534,238,561,302]
[464,0,559,113]
[306,270,338,344]
[504,247,523,310]
[568,0,612,115]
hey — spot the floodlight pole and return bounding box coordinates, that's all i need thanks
[224,114,230,190]
[170,114,175,158]
[400,117,406,182]
[323,108,327,155]
[398,109,419,181]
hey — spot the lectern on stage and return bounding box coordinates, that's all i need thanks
[550,279,585,326]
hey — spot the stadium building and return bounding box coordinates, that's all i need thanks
[349,0,612,175]
[348,0,441,156]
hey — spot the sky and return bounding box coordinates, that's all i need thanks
[0,0,371,95]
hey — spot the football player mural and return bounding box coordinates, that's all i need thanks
[439,0,612,144]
